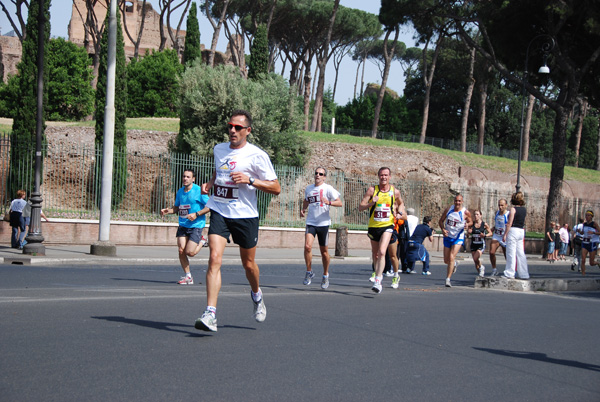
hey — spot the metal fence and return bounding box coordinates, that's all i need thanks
[325,127,555,164]
[1,133,598,232]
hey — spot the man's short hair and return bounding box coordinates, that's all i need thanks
[183,168,195,178]
[423,216,432,224]
[231,109,253,128]
[315,167,327,176]
[378,167,391,175]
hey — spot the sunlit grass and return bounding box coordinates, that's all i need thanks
[299,130,600,184]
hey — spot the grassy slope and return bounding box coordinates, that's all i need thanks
[300,131,600,184]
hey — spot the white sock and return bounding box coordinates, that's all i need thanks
[251,289,262,302]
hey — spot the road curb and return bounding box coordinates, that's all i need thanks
[475,276,600,292]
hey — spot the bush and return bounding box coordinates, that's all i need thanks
[127,49,183,117]
[176,62,309,167]
[47,38,94,121]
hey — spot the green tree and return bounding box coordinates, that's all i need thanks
[248,23,269,80]
[127,49,183,117]
[182,2,201,66]
[450,0,600,230]
[46,38,94,121]
[94,8,127,208]
[176,62,308,167]
[9,0,50,199]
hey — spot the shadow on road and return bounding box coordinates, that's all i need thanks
[473,347,600,372]
[92,315,208,337]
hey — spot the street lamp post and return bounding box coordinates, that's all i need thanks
[22,0,46,256]
[516,34,555,194]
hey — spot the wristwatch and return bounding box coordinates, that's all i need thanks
[249,177,255,186]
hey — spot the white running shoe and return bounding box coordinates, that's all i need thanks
[321,276,329,289]
[303,271,315,285]
[453,260,458,274]
[384,271,395,277]
[491,268,498,276]
[445,278,452,287]
[391,276,400,289]
[478,265,485,277]
[372,278,382,293]
[369,272,376,283]
[253,294,267,322]
[195,310,217,332]
[177,276,194,285]
[422,271,431,275]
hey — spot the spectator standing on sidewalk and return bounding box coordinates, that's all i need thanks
[558,223,570,261]
[502,192,529,279]
[196,110,281,332]
[9,190,27,249]
[160,169,210,285]
[546,221,556,263]
[300,167,342,289]
[20,199,49,249]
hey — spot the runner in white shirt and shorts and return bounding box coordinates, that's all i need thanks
[300,167,342,289]
[195,110,281,333]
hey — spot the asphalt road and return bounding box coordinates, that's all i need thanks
[1,259,599,402]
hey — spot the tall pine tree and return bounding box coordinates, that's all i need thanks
[93,8,127,209]
[9,0,51,199]
[182,2,201,66]
[248,24,269,80]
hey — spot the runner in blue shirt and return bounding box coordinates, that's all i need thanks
[161,169,210,285]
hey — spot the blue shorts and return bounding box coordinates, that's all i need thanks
[547,242,555,254]
[582,242,598,252]
[443,236,464,248]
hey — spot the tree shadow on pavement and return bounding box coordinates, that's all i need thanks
[473,347,600,372]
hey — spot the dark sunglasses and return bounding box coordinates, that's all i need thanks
[315,172,325,176]
[227,123,250,131]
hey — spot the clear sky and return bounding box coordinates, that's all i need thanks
[0,0,416,105]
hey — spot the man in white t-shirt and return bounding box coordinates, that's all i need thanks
[195,110,281,333]
[300,167,342,289]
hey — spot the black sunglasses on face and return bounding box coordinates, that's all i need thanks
[227,123,250,131]
[315,172,325,176]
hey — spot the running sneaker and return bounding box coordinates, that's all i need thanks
[445,278,452,287]
[303,271,315,285]
[422,271,431,275]
[369,272,376,283]
[177,275,194,285]
[409,270,417,274]
[195,310,217,332]
[405,268,412,274]
[453,260,458,274]
[391,276,400,289]
[321,276,329,289]
[491,268,498,276]
[253,295,267,322]
[478,265,485,277]
[200,235,209,247]
[372,277,382,293]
